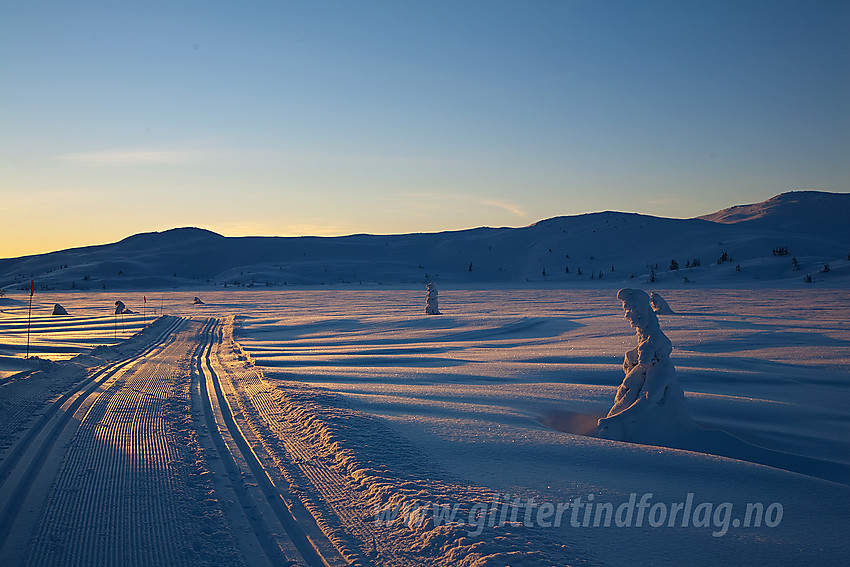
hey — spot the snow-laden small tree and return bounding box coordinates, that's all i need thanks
[595,289,694,442]
[114,300,134,314]
[649,292,675,314]
[425,281,440,315]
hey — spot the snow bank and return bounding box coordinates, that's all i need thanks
[595,288,694,442]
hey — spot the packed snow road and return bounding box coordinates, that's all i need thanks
[0,316,340,567]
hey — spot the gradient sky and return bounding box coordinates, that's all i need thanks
[2,0,848,258]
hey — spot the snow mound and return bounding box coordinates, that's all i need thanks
[595,288,694,442]
[649,291,675,314]
[425,282,440,315]
[193,296,205,305]
[52,303,69,315]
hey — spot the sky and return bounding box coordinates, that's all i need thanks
[1,0,848,258]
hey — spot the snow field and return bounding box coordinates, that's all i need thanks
[0,294,159,380]
[218,315,583,565]
[229,288,850,566]
[1,288,848,566]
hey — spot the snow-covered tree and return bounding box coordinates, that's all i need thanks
[595,289,693,442]
[425,281,440,315]
[649,292,675,315]
[114,300,134,314]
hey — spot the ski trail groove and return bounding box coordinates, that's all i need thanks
[215,318,407,566]
[192,318,296,566]
[196,317,334,567]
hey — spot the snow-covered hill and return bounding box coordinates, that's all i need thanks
[698,190,849,237]
[1,191,847,290]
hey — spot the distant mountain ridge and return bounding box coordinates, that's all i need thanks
[698,191,850,237]
[1,191,847,290]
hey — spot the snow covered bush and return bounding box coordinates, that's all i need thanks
[425,281,440,315]
[595,289,693,442]
[114,300,134,314]
[649,292,675,315]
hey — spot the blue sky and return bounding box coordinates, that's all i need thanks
[1,0,848,257]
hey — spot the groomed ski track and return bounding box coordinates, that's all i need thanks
[0,317,343,567]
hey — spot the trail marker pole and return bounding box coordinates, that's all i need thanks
[25,280,34,358]
[143,295,147,324]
